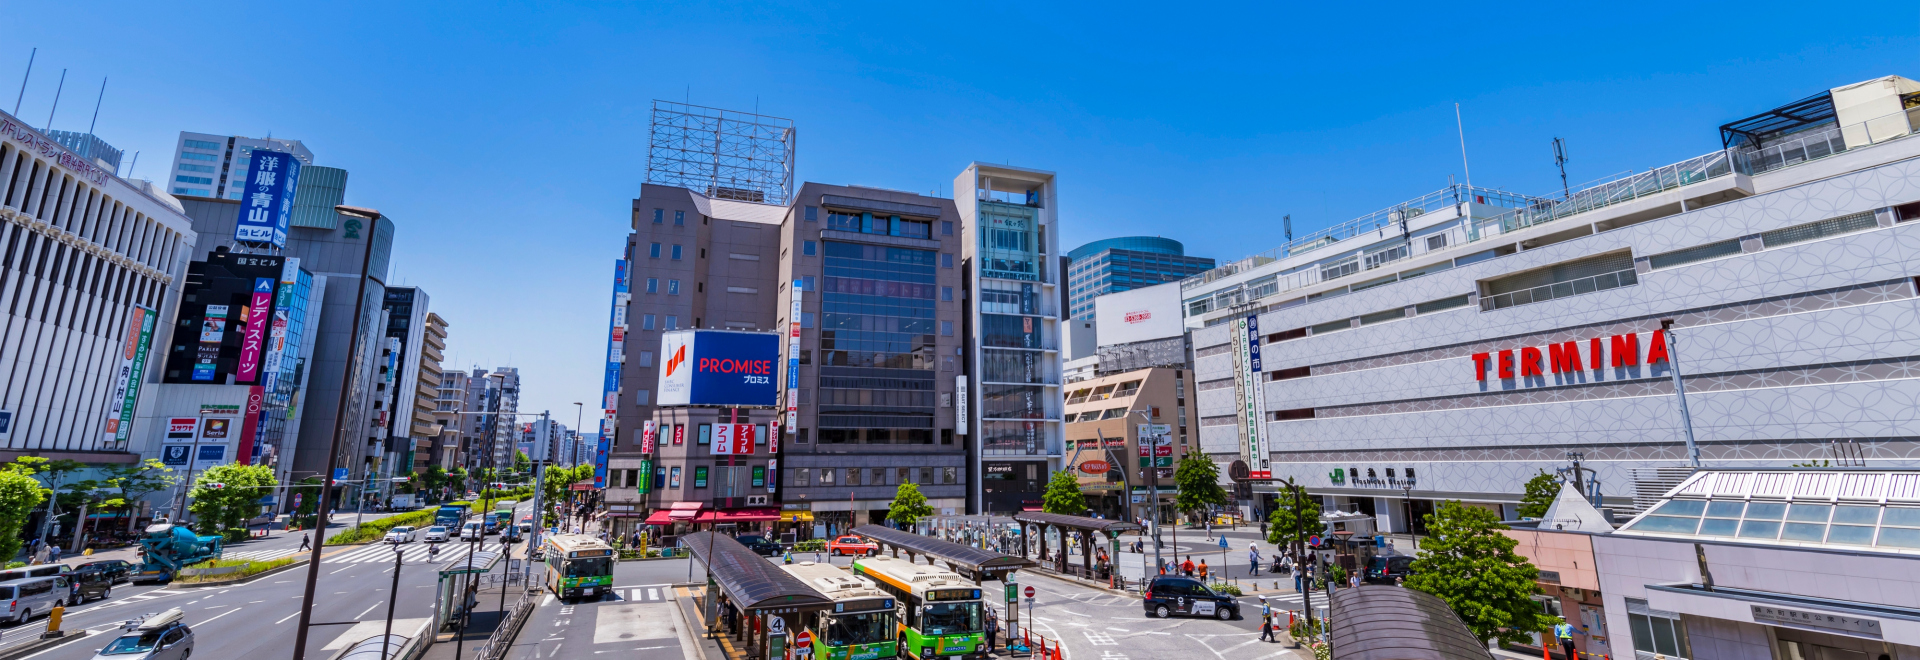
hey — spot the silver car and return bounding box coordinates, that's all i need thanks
[90,608,193,659]
[422,526,450,543]
[383,526,418,544]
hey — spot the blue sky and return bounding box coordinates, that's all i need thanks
[9,1,1916,424]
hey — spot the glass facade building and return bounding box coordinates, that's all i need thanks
[1065,237,1213,318]
[818,241,940,443]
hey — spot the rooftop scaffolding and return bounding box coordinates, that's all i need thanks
[645,100,796,205]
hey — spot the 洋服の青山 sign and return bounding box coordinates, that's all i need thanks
[1472,330,1671,381]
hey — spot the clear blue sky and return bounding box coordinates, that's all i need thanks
[10,1,1916,424]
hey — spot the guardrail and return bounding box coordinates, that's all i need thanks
[470,588,541,660]
[1480,268,1638,312]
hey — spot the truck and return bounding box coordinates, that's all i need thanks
[133,523,223,583]
[434,503,469,527]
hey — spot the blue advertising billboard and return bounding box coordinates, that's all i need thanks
[656,330,779,407]
[233,149,302,248]
[594,259,628,490]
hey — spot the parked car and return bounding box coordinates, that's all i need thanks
[423,526,450,543]
[825,536,877,557]
[74,560,134,584]
[1142,576,1238,621]
[0,575,70,624]
[459,522,484,541]
[735,535,782,556]
[89,607,193,659]
[1365,553,1414,584]
[383,526,419,544]
[72,570,112,602]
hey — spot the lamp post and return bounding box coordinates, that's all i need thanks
[381,542,402,660]
[1660,319,1702,468]
[1128,408,1165,578]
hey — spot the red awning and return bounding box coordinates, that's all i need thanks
[643,510,675,526]
[569,482,598,491]
[694,508,780,523]
[670,502,705,510]
[666,501,705,521]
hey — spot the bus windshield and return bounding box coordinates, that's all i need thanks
[921,601,982,636]
[564,557,612,578]
[825,611,891,646]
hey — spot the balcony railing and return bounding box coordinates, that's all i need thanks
[1480,268,1638,312]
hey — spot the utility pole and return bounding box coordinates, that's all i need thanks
[524,410,551,588]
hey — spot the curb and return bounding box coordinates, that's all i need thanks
[170,558,310,587]
[0,630,89,660]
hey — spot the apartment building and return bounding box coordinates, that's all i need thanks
[1061,367,1191,520]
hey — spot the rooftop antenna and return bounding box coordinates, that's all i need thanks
[12,47,34,115]
[1552,137,1570,199]
[86,76,106,135]
[1454,103,1472,189]
[1283,214,1292,243]
[124,151,138,179]
[44,68,65,132]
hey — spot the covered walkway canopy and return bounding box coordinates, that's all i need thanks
[1327,585,1493,660]
[1011,512,1139,579]
[681,532,833,613]
[849,525,1035,583]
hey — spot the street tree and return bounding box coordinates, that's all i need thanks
[1404,501,1558,647]
[187,464,278,538]
[104,459,180,535]
[289,477,324,530]
[1517,471,1560,519]
[888,482,935,528]
[513,451,533,481]
[1041,470,1087,516]
[449,467,469,496]
[1173,455,1227,525]
[0,464,48,561]
[1265,482,1323,548]
[14,457,85,543]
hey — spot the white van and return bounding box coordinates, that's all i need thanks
[0,575,69,623]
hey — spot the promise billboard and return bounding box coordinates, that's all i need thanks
[656,330,779,407]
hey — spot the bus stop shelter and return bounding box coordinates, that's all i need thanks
[1327,585,1494,660]
[849,525,1036,584]
[1010,512,1139,581]
[433,550,502,633]
[682,531,833,659]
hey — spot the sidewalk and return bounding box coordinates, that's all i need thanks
[421,580,526,660]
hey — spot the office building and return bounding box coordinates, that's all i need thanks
[485,367,520,471]
[1065,237,1212,319]
[431,367,477,470]
[0,109,198,461]
[1175,74,1920,525]
[1061,367,1190,520]
[414,312,448,472]
[954,164,1066,514]
[368,286,435,499]
[167,132,313,200]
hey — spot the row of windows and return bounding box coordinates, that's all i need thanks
[790,465,959,487]
[647,243,683,260]
[178,152,219,162]
[643,278,682,295]
[177,164,215,174]
[182,139,224,150]
[174,175,213,185]
[650,208,686,225]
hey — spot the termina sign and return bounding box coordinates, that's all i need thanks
[1472,330,1671,381]
[656,330,778,407]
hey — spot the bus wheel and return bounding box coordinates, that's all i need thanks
[897,635,908,658]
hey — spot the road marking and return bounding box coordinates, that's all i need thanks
[199,607,243,626]
[275,611,301,624]
[355,602,381,620]
[542,594,554,607]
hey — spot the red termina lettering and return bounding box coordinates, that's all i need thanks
[1548,342,1580,374]
[1646,329,1670,365]
[1610,334,1639,367]
[1520,347,1545,377]
[1471,353,1492,381]
[1589,337,1603,370]
[1497,350,1516,379]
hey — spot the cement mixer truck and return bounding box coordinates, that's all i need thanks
[132,523,223,583]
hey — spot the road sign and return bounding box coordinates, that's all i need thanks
[1308,535,1322,547]
[1024,586,1035,598]
[333,468,349,481]
[769,616,786,635]
[1218,537,1229,549]
[795,630,813,647]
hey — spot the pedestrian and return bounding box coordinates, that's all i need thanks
[1249,543,1262,577]
[1555,616,1577,659]
[300,534,311,552]
[48,545,59,563]
[1197,559,1209,581]
[1258,596,1276,642]
[985,608,1000,650]
[1181,557,1194,577]
[429,543,441,560]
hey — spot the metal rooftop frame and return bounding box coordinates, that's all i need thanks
[850,525,1036,581]
[1719,90,1837,149]
[646,100,796,205]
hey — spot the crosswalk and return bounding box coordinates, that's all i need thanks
[609,585,675,603]
[326,542,506,564]
[224,548,307,562]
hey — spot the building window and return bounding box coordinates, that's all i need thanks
[649,243,661,258]
[898,467,911,484]
[653,209,664,224]
[666,315,678,329]
[635,390,651,405]
[800,312,814,328]
[919,467,933,484]
[174,175,213,185]
[941,321,954,336]
[671,245,683,260]
[655,467,666,487]
[669,467,682,488]
[179,152,219,161]
[803,241,816,256]
[941,429,953,445]
[820,469,836,485]
[668,279,681,295]
[797,428,809,444]
[793,468,811,487]
[801,275,816,291]
[942,467,957,484]
[1626,599,1690,659]
[693,466,708,487]
[942,287,953,302]
[942,253,954,269]
[846,468,861,486]
[183,139,222,150]
[646,278,658,294]
[942,221,954,236]
[805,206,818,222]
[674,210,685,226]
[642,314,656,330]
[698,424,711,445]
[178,164,216,173]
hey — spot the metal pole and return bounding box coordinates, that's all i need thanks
[292,208,380,660]
[1288,478,1312,629]
[1661,320,1702,468]
[455,530,478,660]
[11,48,33,116]
[382,544,400,660]
[525,411,549,589]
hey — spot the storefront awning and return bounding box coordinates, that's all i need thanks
[643,510,675,526]
[695,508,779,523]
[668,501,705,521]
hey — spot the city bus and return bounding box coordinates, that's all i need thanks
[849,556,985,659]
[542,534,614,601]
[779,561,899,660]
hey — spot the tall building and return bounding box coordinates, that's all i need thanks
[431,367,471,471]
[1062,367,1192,519]
[1065,237,1213,319]
[369,287,434,500]
[167,133,313,200]
[485,367,520,473]
[414,313,448,472]
[1174,74,1920,529]
[0,109,198,463]
[953,164,1066,514]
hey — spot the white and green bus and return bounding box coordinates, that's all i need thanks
[543,534,614,601]
[779,561,899,660]
[849,556,985,659]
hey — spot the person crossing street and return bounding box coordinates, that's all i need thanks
[1258,596,1277,642]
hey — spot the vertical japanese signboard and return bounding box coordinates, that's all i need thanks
[236,278,274,383]
[595,259,629,490]
[1234,313,1270,469]
[233,150,302,248]
[103,306,157,445]
[786,281,802,434]
[710,424,755,455]
[193,305,228,382]
[261,258,299,393]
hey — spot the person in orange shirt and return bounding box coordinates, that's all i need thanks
[1181,557,1195,577]
[1198,559,1210,581]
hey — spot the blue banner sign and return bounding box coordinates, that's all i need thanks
[233,150,302,248]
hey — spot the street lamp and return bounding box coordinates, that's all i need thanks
[1660,319,1701,468]
[381,542,402,660]
[1127,408,1167,578]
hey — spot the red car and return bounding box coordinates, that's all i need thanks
[826,535,877,556]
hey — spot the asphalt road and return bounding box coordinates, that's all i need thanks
[16,503,527,660]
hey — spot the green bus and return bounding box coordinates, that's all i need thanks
[543,534,614,601]
[780,561,898,660]
[850,556,985,659]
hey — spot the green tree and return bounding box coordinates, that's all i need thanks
[1517,471,1560,519]
[1173,455,1227,524]
[1404,501,1558,647]
[187,464,278,536]
[14,457,85,542]
[103,459,180,534]
[888,482,935,528]
[449,466,469,495]
[289,477,324,530]
[1041,470,1087,516]
[0,466,48,561]
[1265,482,1323,546]
[513,452,532,480]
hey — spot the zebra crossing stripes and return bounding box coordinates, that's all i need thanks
[611,585,673,602]
[328,542,505,564]
[223,548,306,562]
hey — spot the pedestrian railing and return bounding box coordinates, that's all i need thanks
[471,589,540,660]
